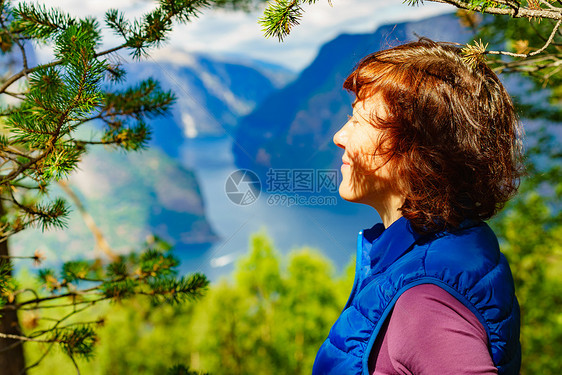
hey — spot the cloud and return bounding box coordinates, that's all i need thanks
[24,0,453,70]
[26,0,153,17]
[161,0,453,70]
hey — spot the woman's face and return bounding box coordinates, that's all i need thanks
[333,97,399,208]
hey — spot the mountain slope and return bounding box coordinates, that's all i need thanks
[121,53,295,158]
[12,144,217,261]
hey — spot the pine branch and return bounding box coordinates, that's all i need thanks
[424,0,562,20]
[146,272,209,305]
[11,289,101,309]
[11,3,77,40]
[105,9,130,40]
[0,41,126,95]
[0,0,211,93]
[15,299,110,311]
[2,247,204,311]
[50,325,97,360]
[0,253,43,264]
[260,0,306,41]
[124,0,210,59]
[7,189,69,232]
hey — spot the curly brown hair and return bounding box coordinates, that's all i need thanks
[343,39,524,234]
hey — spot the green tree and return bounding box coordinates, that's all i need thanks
[490,167,562,374]
[187,232,353,375]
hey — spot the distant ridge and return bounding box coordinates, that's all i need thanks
[121,52,295,158]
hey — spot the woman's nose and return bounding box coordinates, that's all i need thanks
[333,122,349,150]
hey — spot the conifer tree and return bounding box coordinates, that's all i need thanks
[0,1,254,373]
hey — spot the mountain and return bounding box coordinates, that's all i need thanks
[233,13,474,177]
[121,52,295,158]
[11,142,217,261]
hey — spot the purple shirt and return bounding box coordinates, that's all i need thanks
[369,284,498,375]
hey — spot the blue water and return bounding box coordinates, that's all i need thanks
[174,136,379,281]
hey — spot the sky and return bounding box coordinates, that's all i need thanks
[33,0,453,71]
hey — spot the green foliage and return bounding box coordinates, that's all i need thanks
[0,5,229,372]
[489,101,562,372]
[147,273,210,305]
[166,364,209,375]
[0,0,223,237]
[259,0,322,41]
[491,181,562,374]
[61,260,93,283]
[12,3,80,40]
[0,261,16,308]
[17,239,209,371]
[475,15,562,109]
[466,0,509,12]
[28,198,69,231]
[189,232,353,375]
[113,0,211,59]
[51,325,98,360]
[474,14,562,372]
[0,0,293,373]
[99,78,175,150]
[23,232,353,375]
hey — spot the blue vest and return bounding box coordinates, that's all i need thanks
[313,217,521,375]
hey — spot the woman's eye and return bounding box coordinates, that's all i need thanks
[347,115,359,125]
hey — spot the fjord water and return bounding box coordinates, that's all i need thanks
[175,136,377,281]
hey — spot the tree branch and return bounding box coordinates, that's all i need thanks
[12,287,102,309]
[0,42,126,95]
[0,332,50,343]
[487,18,562,57]
[428,0,562,20]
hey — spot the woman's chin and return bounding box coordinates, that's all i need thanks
[338,186,362,203]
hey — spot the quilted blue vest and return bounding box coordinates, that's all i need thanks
[313,217,521,375]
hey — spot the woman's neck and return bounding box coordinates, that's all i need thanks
[373,193,405,228]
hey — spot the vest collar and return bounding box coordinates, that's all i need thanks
[359,216,423,285]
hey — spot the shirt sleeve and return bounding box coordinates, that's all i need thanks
[370,283,498,375]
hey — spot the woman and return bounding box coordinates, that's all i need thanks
[313,40,522,375]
